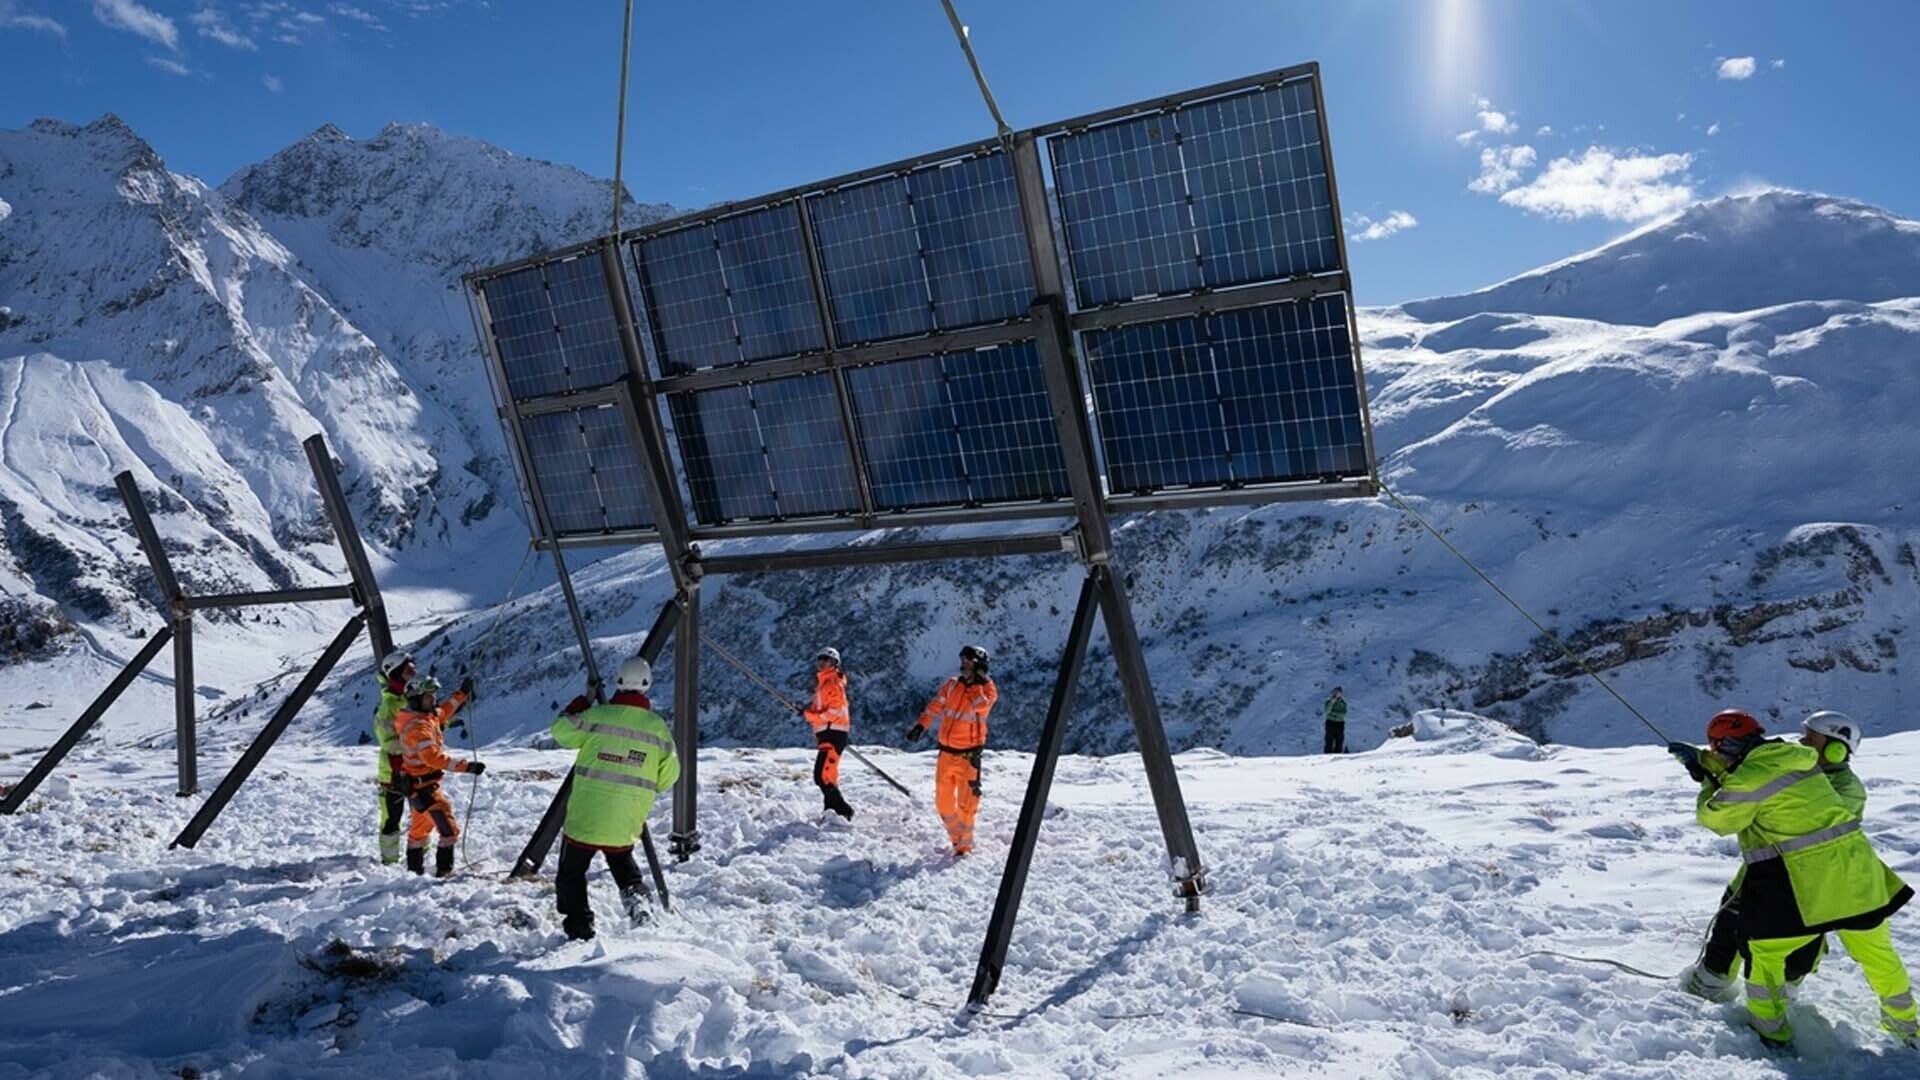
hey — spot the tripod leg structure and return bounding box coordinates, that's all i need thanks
[1,626,174,815]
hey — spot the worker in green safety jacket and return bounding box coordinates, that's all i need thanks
[373,650,415,865]
[1669,709,1916,1050]
[550,656,681,942]
[1685,710,1873,999]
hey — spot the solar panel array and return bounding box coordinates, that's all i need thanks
[473,65,1373,540]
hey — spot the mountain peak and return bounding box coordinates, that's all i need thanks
[1401,189,1920,326]
[306,123,351,144]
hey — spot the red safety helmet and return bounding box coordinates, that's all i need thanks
[1707,709,1764,743]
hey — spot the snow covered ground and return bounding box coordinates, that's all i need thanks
[3,712,1916,1078]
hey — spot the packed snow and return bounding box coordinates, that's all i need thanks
[2,713,1916,1077]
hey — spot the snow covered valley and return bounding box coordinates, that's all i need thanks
[3,714,1916,1077]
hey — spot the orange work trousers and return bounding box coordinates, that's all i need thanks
[406,781,460,848]
[934,747,982,853]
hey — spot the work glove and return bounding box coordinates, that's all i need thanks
[564,695,592,716]
[1667,742,1709,784]
[458,676,476,700]
[463,761,487,777]
[904,723,924,746]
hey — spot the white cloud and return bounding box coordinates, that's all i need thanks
[1707,122,1720,137]
[94,0,178,50]
[145,55,192,76]
[1771,58,1786,69]
[262,72,283,92]
[192,5,257,50]
[1717,56,1757,80]
[1468,144,1538,194]
[1348,210,1418,242]
[1497,147,1695,222]
[0,0,65,38]
[1455,130,1480,146]
[1471,95,1518,135]
[328,3,386,30]
[1535,125,1553,137]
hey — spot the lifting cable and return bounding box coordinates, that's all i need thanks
[610,0,636,237]
[937,0,1016,149]
[454,541,537,872]
[1377,480,1673,747]
[698,632,915,799]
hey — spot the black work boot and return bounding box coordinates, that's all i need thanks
[620,887,653,928]
[435,846,455,878]
[562,913,596,941]
[406,847,426,875]
[826,787,854,821]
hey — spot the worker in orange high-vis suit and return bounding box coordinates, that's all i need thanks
[906,644,997,855]
[395,673,485,877]
[800,646,855,820]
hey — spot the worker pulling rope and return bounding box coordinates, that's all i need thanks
[1377,479,1673,746]
[699,632,915,799]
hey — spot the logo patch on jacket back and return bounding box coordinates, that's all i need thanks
[596,752,625,765]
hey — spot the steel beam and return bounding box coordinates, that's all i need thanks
[170,614,365,849]
[182,585,355,610]
[536,496,1079,549]
[303,436,395,661]
[115,473,198,796]
[1,625,174,815]
[1094,566,1207,908]
[698,531,1075,575]
[669,585,702,860]
[1067,275,1350,333]
[1108,479,1377,515]
[115,473,183,603]
[969,572,1100,1005]
[512,595,682,878]
[1028,300,1114,559]
[648,318,1035,396]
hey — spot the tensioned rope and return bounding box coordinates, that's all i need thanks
[455,541,537,872]
[937,0,1015,148]
[610,0,636,236]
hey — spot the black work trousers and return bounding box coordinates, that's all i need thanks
[1323,721,1346,754]
[556,836,648,927]
[1702,885,1826,981]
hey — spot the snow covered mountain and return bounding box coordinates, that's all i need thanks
[3,108,1917,764]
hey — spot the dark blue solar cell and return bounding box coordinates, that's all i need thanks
[481,257,629,400]
[633,204,825,374]
[810,178,934,344]
[669,374,859,523]
[906,154,1033,330]
[1179,82,1341,284]
[938,343,1068,503]
[635,225,737,373]
[1048,113,1201,308]
[521,405,654,535]
[847,356,968,508]
[1084,295,1369,493]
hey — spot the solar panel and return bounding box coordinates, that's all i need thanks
[809,177,933,344]
[520,404,654,535]
[634,204,825,374]
[846,342,1068,510]
[1082,295,1365,492]
[480,258,630,401]
[668,373,861,523]
[1048,80,1340,308]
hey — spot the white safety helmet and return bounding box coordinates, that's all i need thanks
[616,656,653,694]
[815,646,841,667]
[379,650,413,678]
[1804,710,1861,754]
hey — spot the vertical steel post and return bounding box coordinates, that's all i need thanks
[115,472,197,795]
[170,615,366,849]
[303,434,396,660]
[512,594,681,878]
[1306,67,1380,481]
[1,625,174,814]
[969,572,1101,1005]
[670,584,701,860]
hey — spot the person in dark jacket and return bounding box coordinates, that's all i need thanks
[1322,687,1348,754]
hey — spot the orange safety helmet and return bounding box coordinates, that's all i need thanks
[1707,709,1764,742]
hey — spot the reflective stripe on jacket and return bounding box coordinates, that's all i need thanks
[375,678,405,784]
[916,676,997,751]
[551,693,681,848]
[1697,740,1910,936]
[396,691,469,778]
[804,668,850,733]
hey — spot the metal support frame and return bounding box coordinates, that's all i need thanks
[182,586,356,610]
[116,472,197,795]
[699,532,1076,575]
[969,571,1100,1005]
[670,585,702,860]
[172,614,366,849]
[0,626,174,814]
[303,435,395,661]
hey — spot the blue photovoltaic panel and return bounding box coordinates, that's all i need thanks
[1048,78,1341,307]
[633,204,825,374]
[1083,295,1366,492]
[520,405,654,535]
[669,373,860,523]
[846,343,1067,511]
[809,153,1034,347]
[481,258,629,401]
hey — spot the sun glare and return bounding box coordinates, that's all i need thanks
[1429,0,1485,126]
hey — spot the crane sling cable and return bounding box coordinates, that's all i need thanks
[1377,479,1673,747]
[937,0,1016,149]
[449,541,536,873]
[610,0,635,237]
[698,633,915,799]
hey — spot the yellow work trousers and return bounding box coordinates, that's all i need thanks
[1745,921,1915,1045]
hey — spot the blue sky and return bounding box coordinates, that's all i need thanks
[3,1,1917,304]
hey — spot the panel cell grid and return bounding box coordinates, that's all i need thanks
[1048,78,1340,308]
[1083,295,1365,493]
[481,258,629,401]
[521,405,654,535]
[810,180,932,343]
[845,342,1066,511]
[669,373,860,523]
[633,204,825,374]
